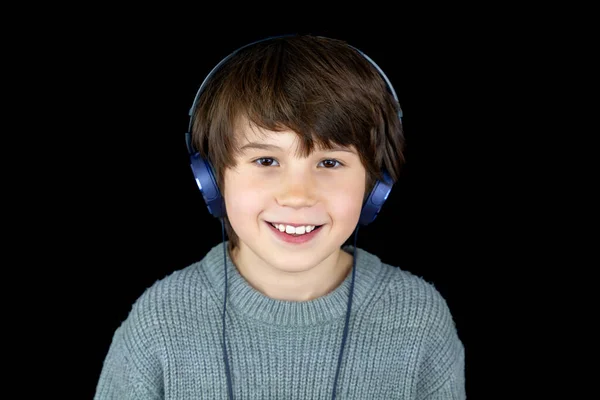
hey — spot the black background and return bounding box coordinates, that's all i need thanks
[21,10,532,399]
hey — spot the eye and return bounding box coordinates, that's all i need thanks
[251,158,344,168]
[319,159,343,168]
[253,157,279,167]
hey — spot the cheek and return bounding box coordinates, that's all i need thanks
[321,175,366,218]
[329,191,365,218]
[223,172,264,221]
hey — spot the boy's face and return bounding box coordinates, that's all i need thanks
[223,119,366,275]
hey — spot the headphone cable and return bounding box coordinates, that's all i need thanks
[221,220,359,399]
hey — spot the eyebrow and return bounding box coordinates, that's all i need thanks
[239,142,356,154]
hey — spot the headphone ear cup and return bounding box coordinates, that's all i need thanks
[358,170,394,226]
[189,153,226,219]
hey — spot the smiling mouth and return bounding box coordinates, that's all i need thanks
[267,222,324,228]
[266,221,324,229]
[266,222,324,236]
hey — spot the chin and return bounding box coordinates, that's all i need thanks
[265,252,322,272]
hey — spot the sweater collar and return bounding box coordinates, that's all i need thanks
[200,241,385,327]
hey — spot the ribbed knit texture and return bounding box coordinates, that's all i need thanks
[95,241,465,399]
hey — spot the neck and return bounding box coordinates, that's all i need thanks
[231,246,353,302]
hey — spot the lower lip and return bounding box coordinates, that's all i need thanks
[266,222,323,244]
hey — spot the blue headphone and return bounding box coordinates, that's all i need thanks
[184,35,402,226]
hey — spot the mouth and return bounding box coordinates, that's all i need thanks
[267,221,323,228]
[267,222,323,232]
[265,221,324,243]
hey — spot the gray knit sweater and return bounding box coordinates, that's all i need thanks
[95,242,465,399]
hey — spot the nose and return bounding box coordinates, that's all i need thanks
[275,169,317,209]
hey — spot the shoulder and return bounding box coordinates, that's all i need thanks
[95,265,209,398]
[383,265,466,397]
[104,261,206,345]
[382,260,465,372]
[116,261,207,339]
[388,263,449,310]
[378,260,465,393]
[376,259,460,341]
[351,245,453,324]
[131,261,205,317]
[139,262,204,301]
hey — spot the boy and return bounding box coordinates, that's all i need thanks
[95,34,465,399]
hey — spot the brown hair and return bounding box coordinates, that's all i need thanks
[191,35,405,254]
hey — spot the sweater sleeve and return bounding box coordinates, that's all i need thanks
[421,341,465,400]
[94,322,163,400]
[418,289,466,400]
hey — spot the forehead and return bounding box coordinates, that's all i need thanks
[233,115,357,156]
[233,116,277,144]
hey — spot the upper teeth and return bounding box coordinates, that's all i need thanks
[271,223,316,234]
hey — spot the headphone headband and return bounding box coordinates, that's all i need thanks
[186,34,402,140]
